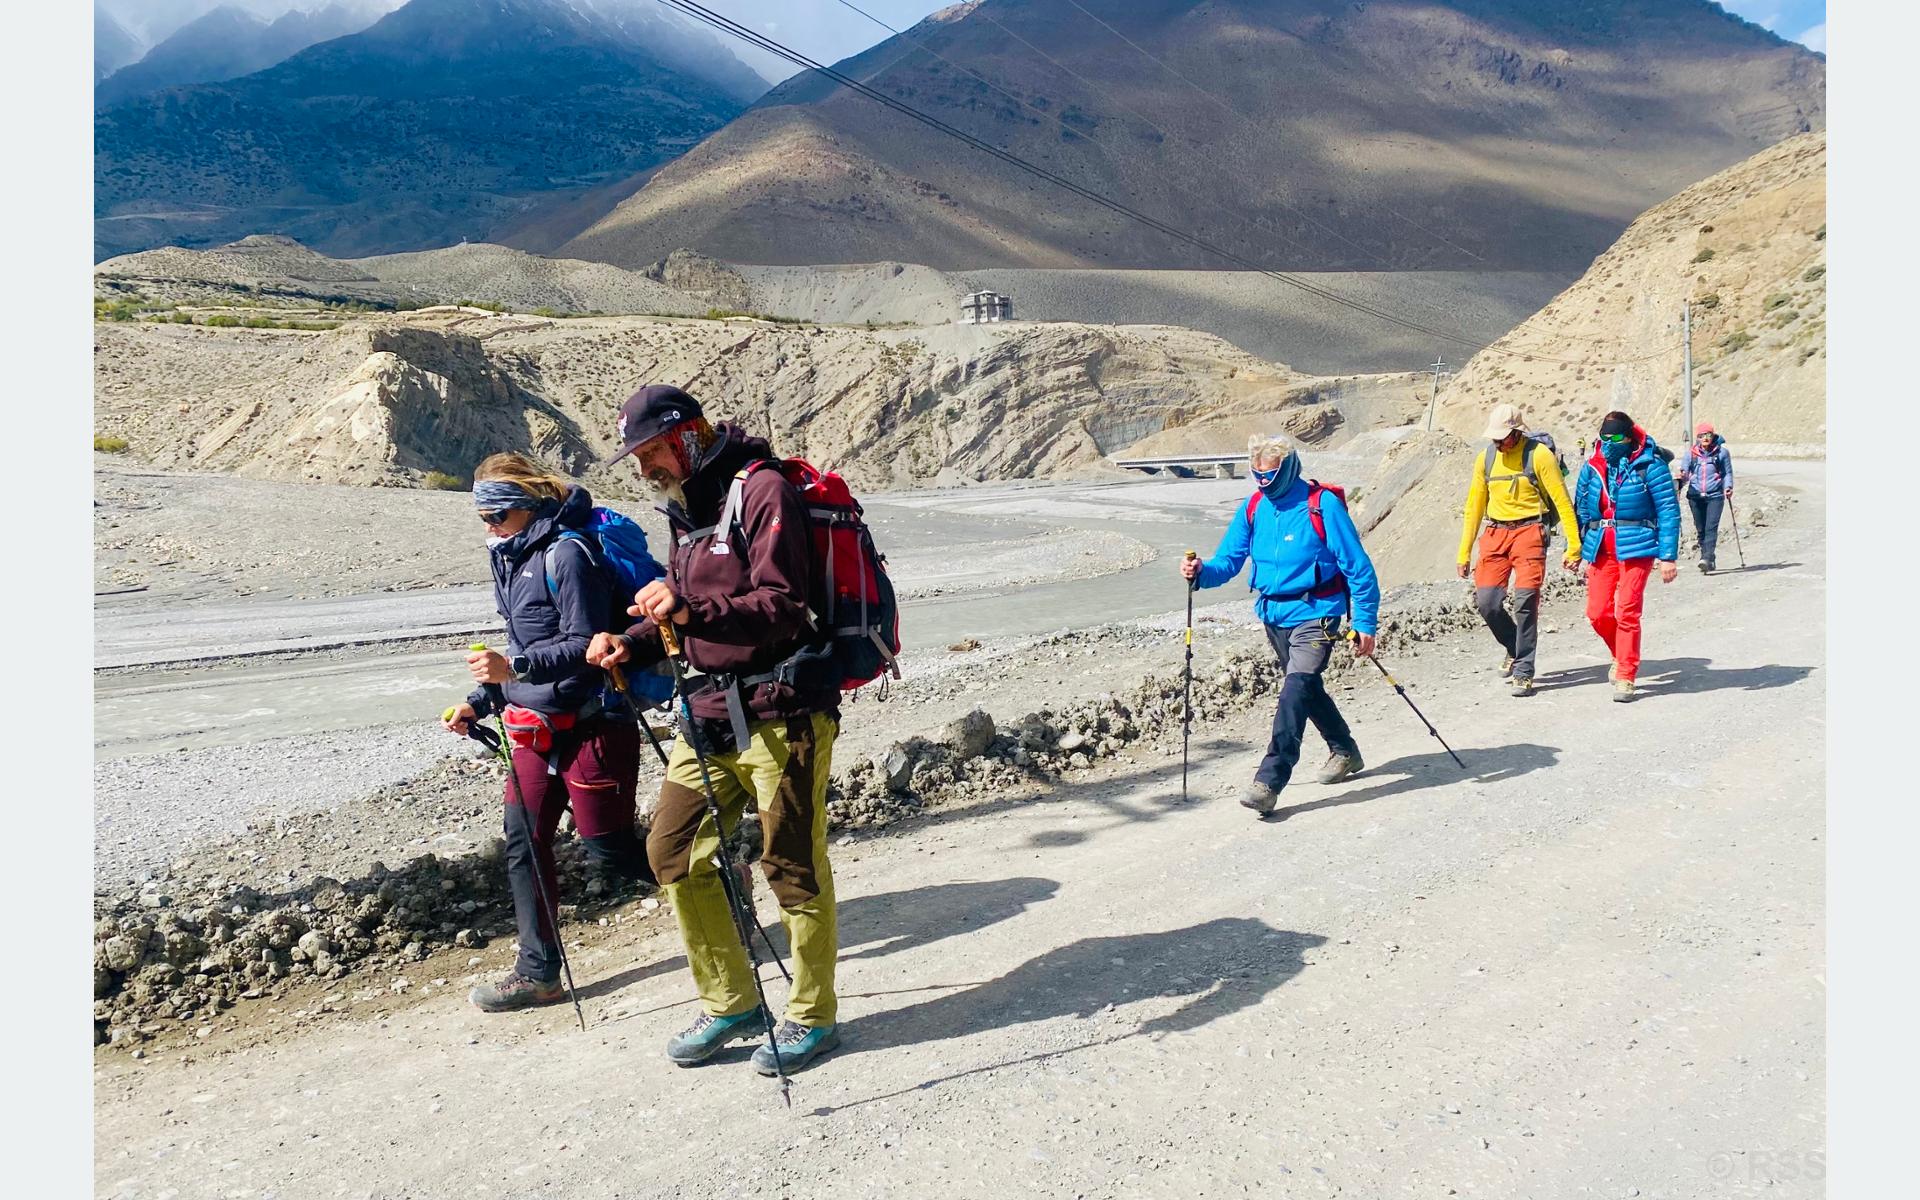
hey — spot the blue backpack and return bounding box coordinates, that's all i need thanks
[545,508,676,708]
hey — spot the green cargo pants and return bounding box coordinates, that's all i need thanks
[647,711,839,1028]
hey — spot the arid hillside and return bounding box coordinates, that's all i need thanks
[559,0,1822,272]
[1436,132,1826,452]
[94,310,1354,491]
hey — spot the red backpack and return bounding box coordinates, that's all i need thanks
[1244,480,1350,602]
[714,458,902,692]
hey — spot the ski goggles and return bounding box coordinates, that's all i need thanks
[1251,466,1282,487]
[1599,432,1631,444]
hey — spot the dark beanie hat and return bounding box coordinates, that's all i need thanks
[1599,412,1634,439]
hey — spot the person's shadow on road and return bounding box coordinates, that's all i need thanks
[1533,658,1812,697]
[833,917,1325,1059]
[1265,742,1560,822]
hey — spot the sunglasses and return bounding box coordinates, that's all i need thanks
[1599,432,1630,443]
[478,509,512,526]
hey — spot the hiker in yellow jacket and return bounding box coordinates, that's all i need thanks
[1457,404,1582,697]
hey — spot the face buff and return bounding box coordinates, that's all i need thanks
[1254,450,1302,500]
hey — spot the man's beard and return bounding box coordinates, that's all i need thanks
[647,469,687,508]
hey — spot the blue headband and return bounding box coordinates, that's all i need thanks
[473,480,539,511]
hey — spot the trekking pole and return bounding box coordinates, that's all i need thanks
[656,623,793,1107]
[444,687,587,1032]
[1342,631,1466,771]
[1182,551,1196,801]
[1726,497,1747,568]
[606,662,672,767]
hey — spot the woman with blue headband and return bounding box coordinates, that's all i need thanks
[441,452,654,1012]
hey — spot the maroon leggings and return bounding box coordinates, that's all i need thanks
[503,717,643,981]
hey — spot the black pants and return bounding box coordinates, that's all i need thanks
[1687,490,1725,565]
[1255,618,1358,792]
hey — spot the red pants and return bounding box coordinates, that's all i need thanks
[1585,551,1652,681]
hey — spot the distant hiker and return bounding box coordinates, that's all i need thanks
[1456,403,1582,698]
[1675,421,1735,572]
[1181,433,1381,817]
[586,386,845,1075]
[441,453,655,1013]
[1573,413,1682,702]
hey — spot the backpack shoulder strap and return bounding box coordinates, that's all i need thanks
[1519,437,1542,490]
[1243,492,1260,527]
[543,530,599,598]
[1481,444,1496,481]
[1306,482,1327,544]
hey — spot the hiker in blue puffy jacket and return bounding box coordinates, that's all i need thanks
[1573,412,1682,702]
[1181,433,1381,817]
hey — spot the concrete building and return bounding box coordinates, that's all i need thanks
[961,290,1013,324]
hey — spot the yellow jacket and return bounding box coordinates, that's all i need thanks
[1457,439,1582,564]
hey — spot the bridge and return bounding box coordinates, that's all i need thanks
[1110,453,1247,479]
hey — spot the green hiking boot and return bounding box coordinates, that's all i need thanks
[468,972,564,1013]
[751,1020,842,1076]
[1316,751,1363,785]
[666,1006,768,1065]
[1509,677,1535,698]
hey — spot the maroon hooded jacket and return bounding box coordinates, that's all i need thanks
[619,424,838,724]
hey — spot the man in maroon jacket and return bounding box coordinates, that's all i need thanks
[587,385,843,1075]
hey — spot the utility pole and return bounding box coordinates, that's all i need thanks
[1425,355,1447,432]
[1680,302,1693,442]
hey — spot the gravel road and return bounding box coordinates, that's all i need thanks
[93,468,1825,1198]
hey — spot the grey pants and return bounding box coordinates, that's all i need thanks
[1687,490,1725,565]
[1474,585,1541,681]
[1256,618,1358,792]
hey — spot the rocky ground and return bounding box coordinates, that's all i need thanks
[92,462,1825,1198]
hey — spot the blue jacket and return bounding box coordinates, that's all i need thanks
[467,484,623,718]
[1196,479,1381,635]
[1573,429,1682,563]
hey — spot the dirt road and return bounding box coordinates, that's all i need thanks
[93,469,1824,1198]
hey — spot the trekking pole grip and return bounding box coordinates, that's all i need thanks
[659,622,683,658]
[607,661,629,694]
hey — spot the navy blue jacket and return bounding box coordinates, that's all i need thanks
[467,485,621,718]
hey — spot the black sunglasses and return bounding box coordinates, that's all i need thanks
[478,509,512,525]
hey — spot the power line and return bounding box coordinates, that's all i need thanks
[655,0,1675,368]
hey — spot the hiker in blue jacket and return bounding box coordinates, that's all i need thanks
[1181,434,1382,817]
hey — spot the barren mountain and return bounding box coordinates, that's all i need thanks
[93,0,766,260]
[1435,131,1826,452]
[558,0,1823,273]
[94,7,146,81]
[95,1,388,108]
[93,310,1334,490]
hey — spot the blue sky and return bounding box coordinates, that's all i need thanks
[1720,0,1827,52]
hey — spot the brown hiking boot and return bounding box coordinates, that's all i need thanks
[468,972,564,1013]
[1317,751,1364,784]
[1612,678,1636,703]
[1238,782,1279,815]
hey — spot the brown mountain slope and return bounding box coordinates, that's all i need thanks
[557,0,1822,273]
[1434,131,1825,452]
[93,312,1333,491]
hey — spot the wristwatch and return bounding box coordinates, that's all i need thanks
[509,653,531,682]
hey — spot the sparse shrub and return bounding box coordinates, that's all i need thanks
[1772,309,1800,327]
[1763,293,1792,310]
[422,470,467,491]
[1803,265,1825,282]
[94,435,129,453]
[1691,248,1716,263]
[1719,330,1754,353]
[1813,224,1826,241]
[242,316,279,329]
[532,306,562,318]
[203,315,241,327]
[1695,293,1721,310]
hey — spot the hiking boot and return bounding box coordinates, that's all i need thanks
[1317,751,1363,785]
[468,972,564,1013]
[1238,782,1279,815]
[1500,655,1515,678]
[666,1006,769,1066]
[1697,559,1712,574]
[1607,663,1618,684]
[751,1019,842,1077]
[1509,677,1535,698]
[1612,678,1636,703]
